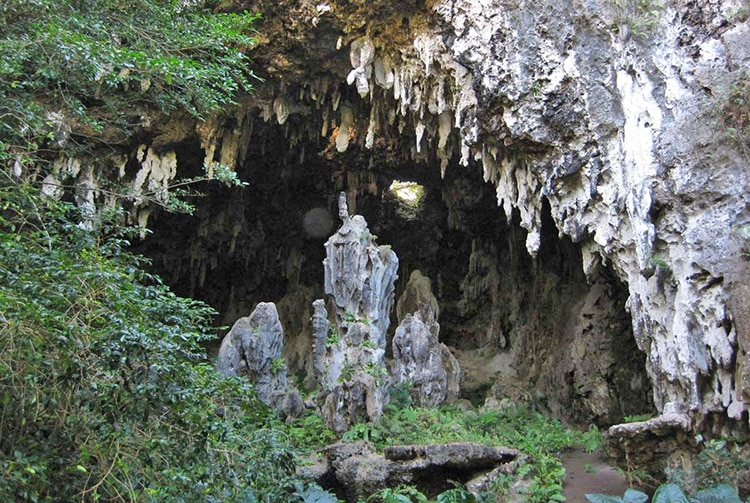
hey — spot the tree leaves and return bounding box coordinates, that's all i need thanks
[0,0,260,166]
[0,176,303,501]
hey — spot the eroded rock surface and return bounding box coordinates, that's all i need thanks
[316,193,399,433]
[308,441,520,501]
[217,302,288,409]
[392,304,460,407]
[396,270,440,324]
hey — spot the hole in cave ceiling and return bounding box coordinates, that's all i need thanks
[389,180,425,205]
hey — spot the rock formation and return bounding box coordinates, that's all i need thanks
[315,193,399,433]
[396,270,440,324]
[392,303,460,408]
[303,441,519,502]
[217,302,288,409]
[46,0,750,432]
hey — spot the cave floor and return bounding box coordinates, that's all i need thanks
[561,447,633,501]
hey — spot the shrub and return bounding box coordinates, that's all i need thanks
[0,173,305,501]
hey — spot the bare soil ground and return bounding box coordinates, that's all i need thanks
[562,447,632,502]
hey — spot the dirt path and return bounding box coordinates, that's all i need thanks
[561,448,631,502]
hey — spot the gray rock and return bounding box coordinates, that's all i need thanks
[311,298,330,385]
[317,441,519,501]
[396,270,440,324]
[317,193,399,433]
[392,305,460,407]
[217,302,288,409]
[281,389,305,423]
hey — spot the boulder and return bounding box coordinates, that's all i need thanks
[312,441,519,501]
[216,302,289,410]
[392,304,460,407]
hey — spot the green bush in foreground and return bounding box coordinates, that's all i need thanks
[587,483,745,503]
[0,174,305,501]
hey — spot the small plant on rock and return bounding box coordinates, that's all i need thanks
[272,357,286,375]
[326,325,340,347]
[610,0,664,40]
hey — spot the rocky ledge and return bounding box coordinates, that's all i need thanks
[301,441,520,501]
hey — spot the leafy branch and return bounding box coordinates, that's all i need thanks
[0,0,260,170]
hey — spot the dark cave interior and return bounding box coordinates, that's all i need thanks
[131,117,655,427]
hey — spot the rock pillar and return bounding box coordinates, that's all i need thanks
[315,192,399,433]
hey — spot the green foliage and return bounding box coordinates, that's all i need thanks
[364,361,388,385]
[648,256,671,272]
[581,424,605,452]
[359,231,378,242]
[623,414,653,423]
[719,72,749,159]
[587,488,649,503]
[666,437,750,493]
[340,364,355,382]
[389,381,415,409]
[362,485,477,503]
[587,484,743,503]
[342,422,384,444]
[611,0,664,40]
[287,412,337,453]
[272,357,287,375]
[691,485,743,503]
[0,0,259,166]
[293,482,342,503]
[435,488,477,503]
[327,324,340,346]
[0,174,306,501]
[365,485,429,503]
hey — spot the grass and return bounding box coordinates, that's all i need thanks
[286,402,603,502]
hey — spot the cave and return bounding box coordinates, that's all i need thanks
[92,0,750,435]
[5,1,750,500]
[133,113,654,427]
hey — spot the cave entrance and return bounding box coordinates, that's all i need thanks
[132,119,654,427]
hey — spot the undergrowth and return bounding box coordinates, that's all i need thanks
[288,399,602,503]
[0,172,313,501]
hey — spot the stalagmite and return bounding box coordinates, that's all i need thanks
[336,105,354,153]
[316,192,399,433]
[392,303,460,408]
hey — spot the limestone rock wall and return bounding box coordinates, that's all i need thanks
[420,0,749,429]
[225,0,748,430]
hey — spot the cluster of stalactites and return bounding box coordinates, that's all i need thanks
[194,29,480,178]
